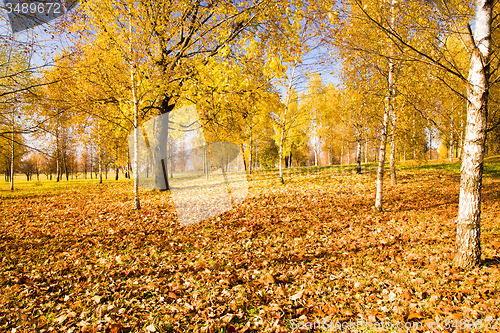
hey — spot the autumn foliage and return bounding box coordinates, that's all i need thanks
[1,164,500,332]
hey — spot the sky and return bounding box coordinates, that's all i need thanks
[0,1,76,69]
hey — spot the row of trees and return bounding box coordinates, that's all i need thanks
[0,0,498,269]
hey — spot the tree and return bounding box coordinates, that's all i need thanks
[257,2,327,183]
[65,0,269,208]
[454,0,493,268]
[332,0,495,268]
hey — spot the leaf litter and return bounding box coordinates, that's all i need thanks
[0,169,500,332]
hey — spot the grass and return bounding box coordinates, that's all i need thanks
[1,155,498,198]
[0,174,132,199]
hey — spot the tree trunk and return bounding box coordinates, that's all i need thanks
[341,137,344,166]
[389,109,397,184]
[90,147,93,180]
[249,125,253,175]
[64,153,69,181]
[356,139,362,174]
[450,113,454,162]
[428,123,432,160]
[169,133,174,180]
[375,106,389,211]
[313,144,318,167]
[131,66,140,209]
[114,145,119,180]
[347,143,350,165]
[454,0,492,269]
[279,62,298,184]
[412,116,416,160]
[99,156,102,183]
[388,0,397,185]
[56,135,60,182]
[365,137,368,164]
[129,9,141,208]
[459,106,464,160]
[240,144,247,171]
[10,110,14,191]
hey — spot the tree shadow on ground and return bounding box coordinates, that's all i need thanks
[482,257,500,267]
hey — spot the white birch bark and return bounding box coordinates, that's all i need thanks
[98,120,103,184]
[375,0,397,208]
[279,62,297,184]
[249,124,253,174]
[388,0,397,186]
[341,136,344,166]
[356,139,362,174]
[454,0,492,268]
[389,107,397,184]
[56,121,60,182]
[450,111,454,162]
[375,104,389,211]
[132,64,140,210]
[129,10,140,210]
[412,116,416,160]
[10,108,14,191]
[459,107,464,160]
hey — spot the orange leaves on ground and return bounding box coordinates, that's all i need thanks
[1,169,500,331]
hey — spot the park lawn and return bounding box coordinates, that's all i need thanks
[1,163,500,332]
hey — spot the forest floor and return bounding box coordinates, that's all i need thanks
[1,159,500,332]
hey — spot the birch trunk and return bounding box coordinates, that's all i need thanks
[115,146,119,181]
[459,107,464,160]
[98,121,102,184]
[388,0,397,185]
[450,113,454,162]
[56,126,60,182]
[129,9,141,210]
[375,104,389,211]
[131,63,140,210]
[356,139,362,174]
[98,151,102,184]
[249,125,253,174]
[341,137,344,166]
[412,116,416,160]
[313,144,318,167]
[279,62,297,184]
[365,137,368,163]
[428,124,432,160]
[389,110,397,184]
[10,110,14,191]
[454,0,492,269]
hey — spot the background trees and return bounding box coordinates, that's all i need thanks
[3,0,499,271]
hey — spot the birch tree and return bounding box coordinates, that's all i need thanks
[454,0,493,268]
[331,0,495,268]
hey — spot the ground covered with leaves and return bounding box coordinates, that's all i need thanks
[1,164,500,332]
